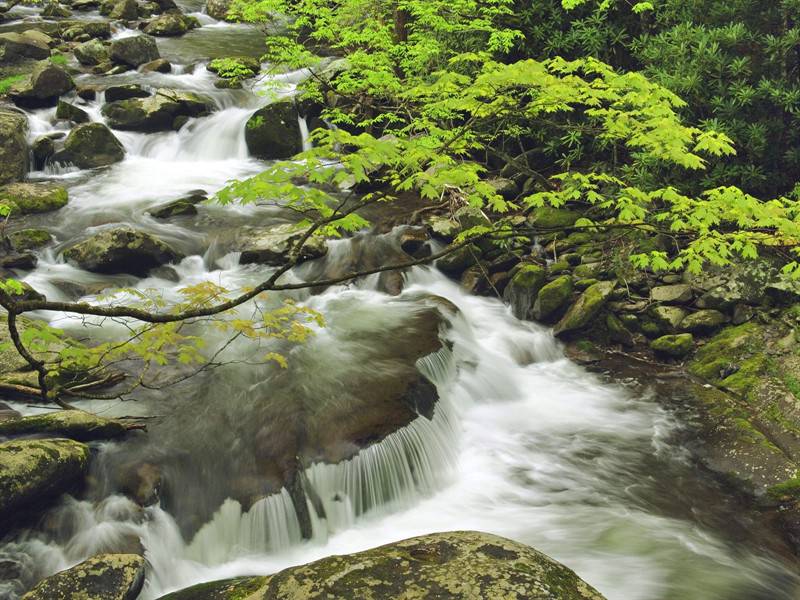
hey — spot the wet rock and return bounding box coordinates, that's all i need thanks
[0,410,128,441]
[648,305,686,332]
[651,333,694,358]
[109,0,138,19]
[109,34,159,68]
[207,55,259,79]
[9,61,74,107]
[503,263,546,320]
[244,98,302,159]
[140,57,171,73]
[118,461,162,505]
[237,223,327,265]
[527,206,580,231]
[74,38,109,65]
[148,193,202,218]
[41,2,72,17]
[606,313,634,346]
[436,244,479,278]
[105,83,150,102]
[0,182,68,214]
[651,284,693,304]
[532,275,573,322]
[55,99,89,123]
[0,32,50,62]
[102,88,212,132]
[204,0,231,20]
[8,228,53,252]
[63,226,182,275]
[0,438,89,521]
[486,176,518,200]
[159,531,606,600]
[0,107,28,184]
[680,309,728,334]
[62,20,111,41]
[425,214,459,241]
[0,402,20,422]
[554,280,616,337]
[143,13,200,36]
[22,553,145,600]
[0,252,37,269]
[57,122,125,168]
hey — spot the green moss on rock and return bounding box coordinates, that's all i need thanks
[0,182,67,214]
[8,228,53,251]
[553,281,615,337]
[22,553,145,600]
[528,207,580,231]
[533,275,573,322]
[0,410,127,441]
[650,333,694,358]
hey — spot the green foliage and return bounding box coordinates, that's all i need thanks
[208,57,259,82]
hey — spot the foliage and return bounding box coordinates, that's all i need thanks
[0,75,25,95]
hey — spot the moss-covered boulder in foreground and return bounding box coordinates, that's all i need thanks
[0,438,89,521]
[158,531,606,600]
[533,275,573,322]
[0,410,128,441]
[64,226,182,275]
[22,553,145,600]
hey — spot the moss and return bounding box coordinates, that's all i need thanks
[0,74,26,95]
[533,275,573,322]
[547,260,571,275]
[0,410,128,441]
[650,333,694,358]
[528,206,580,230]
[688,322,764,394]
[0,183,68,215]
[767,476,800,501]
[8,228,53,251]
[554,281,616,336]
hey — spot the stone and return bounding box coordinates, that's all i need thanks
[105,83,150,102]
[9,61,74,107]
[528,206,580,231]
[680,309,728,334]
[237,223,327,265]
[648,305,686,332]
[140,57,171,73]
[64,226,182,275]
[102,88,212,132]
[651,284,693,304]
[651,333,694,358]
[436,244,479,278]
[41,2,72,16]
[0,410,128,441]
[0,438,89,520]
[553,280,616,337]
[503,264,546,320]
[207,55,259,79]
[62,21,111,41]
[0,182,68,214]
[204,0,231,20]
[0,108,28,184]
[606,312,634,346]
[158,531,606,600]
[22,554,145,600]
[109,0,138,19]
[486,176,518,199]
[453,204,491,232]
[148,196,200,218]
[143,13,200,36]
[532,275,573,322]
[8,228,53,251]
[109,34,160,68]
[57,122,125,168]
[245,98,302,159]
[55,99,89,123]
[73,38,109,65]
[0,32,50,62]
[0,402,21,422]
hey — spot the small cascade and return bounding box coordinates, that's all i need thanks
[298,115,312,152]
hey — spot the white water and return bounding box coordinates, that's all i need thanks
[1,12,798,600]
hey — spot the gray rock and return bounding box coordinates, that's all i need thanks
[55,99,89,123]
[143,13,200,36]
[651,284,693,304]
[204,0,231,20]
[0,108,28,184]
[22,554,145,600]
[237,223,327,265]
[57,122,125,169]
[9,61,74,107]
[0,410,128,441]
[140,57,171,73]
[64,226,182,275]
[649,305,686,332]
[681,309,728,334]
[74,38,109,65]
[109,0,138,19]
[0,182,68,214]
[0,32,50,63]
[244,98,302,159]
[102,88,211,132]
[105,83,150,102]
[553,280,616,337]
[109,34,160,68]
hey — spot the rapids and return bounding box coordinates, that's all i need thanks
[0,5,798,600]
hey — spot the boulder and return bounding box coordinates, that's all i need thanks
[0,182,68,215]
[244,98,302,160]
[0,410,128,441]
[437,244,479,278]
[0,108,28,184]
[649,305,686,332]
[554,280,616,337]
[651,333,694,358]
[55,99,89,123]
[8,229,53,252]
[143,13,200,36]
[680,309,728,334]
[204,0,231,20]
[105,83,149,102]
[31,136,55,170]
[63,226,182,275]
[532,275,573,322]
[159,531,606,600]
[527,206,580,231]
[22,554,145,600]
[109,34,159,68]
[62,21,111,41]
[57,122,125,169]
[140,57,171,73]
[41,2,72,17]
[0,438,89,520]
[9,61,74,107]
[207,55,259,79]
[102,88,212,132]
[237,223,327,265]
[651,284,693,304]
[73,38,109,65]
[503,263,546,320]
[0,32,50,63]
[148,195,200,218]
[109,0,138,19]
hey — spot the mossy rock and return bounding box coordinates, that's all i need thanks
[63,226,183,275]
[9,61,73,108]
[0,410,127,441]
[504,264,546,320]
[7,229,52,252]
[109,34,160,68]
[158,531,606,600]
[606,312,633,346]
[0,438,89,520]
[533,275,573,323]
[0,107,28,185]
[547,260,571,276]
[73,38,108,65]
[244,98,302,159]
[553,281,615,337]
[437,244,479,278]
[22,553,145,600]
[0,182,68,214]
[59,122,125,169]
[650,333,694,358]
[687,322,765,395]
[143,13,201,37]
[528,206,580,231]
[767,476,800,502]
[237,223,327,266]
[680,309,728,334]
[649,305,686,332]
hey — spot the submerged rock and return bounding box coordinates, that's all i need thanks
[64,226,182,275]
[237,223,327,265]
[0,410,128,441]
[0,182,68,215]
[0,438,90,522]
[159,531,606,600]
[22,553,145,600]
[57,122,125,169]
[9,61,74,107]
[102,88,212,132]
[0,107,28,185]
[244,98,302,160]
[109,34,160,68]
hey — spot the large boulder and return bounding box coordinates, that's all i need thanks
[0,108,28,185]
[0,32,50,63]
[0,410,128,441]
[651,333,694,358]
[63,226,182,275]
[74,38,109,65]
[553,280,616,337]
[9,61,74,107]
[159,531,606,600]
[237,223,327,265]
[204,0,231,20]
[0,182,68,215]
[244,98,302,160]
[57,122,125,169]
[109,34,160,68]
[22,554,145,600]
[532,275,573,322]
[61,20,112,41]
[503,264,546,320]
[143,13,200,36]
[102,88,212,132]
[0,438,90,521]
[109,0,138,19]
[680,309,728,334]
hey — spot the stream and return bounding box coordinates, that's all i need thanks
[1,5,800,600]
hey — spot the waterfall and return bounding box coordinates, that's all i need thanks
[298,115,312,152]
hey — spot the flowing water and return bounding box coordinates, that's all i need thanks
[1,7,799,600]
